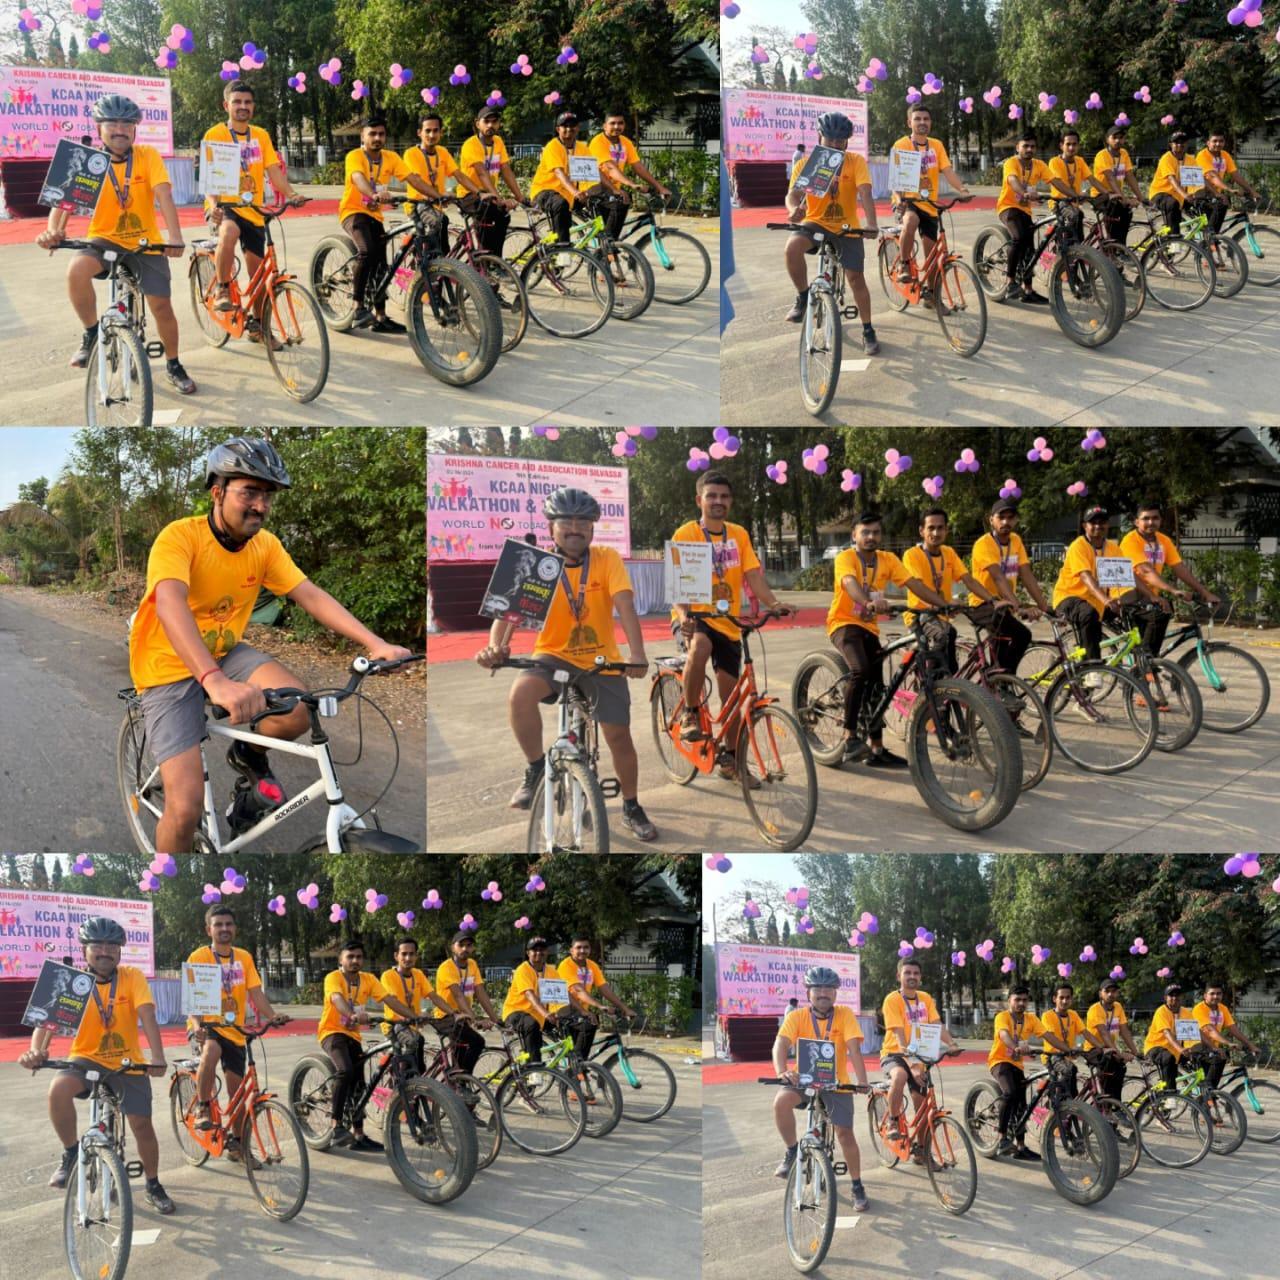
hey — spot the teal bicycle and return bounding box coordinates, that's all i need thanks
[1220,196,1280,287]
[618,186,713,304]
[1157,602,1270,732]
[588,1013,678,1122]
[1220,1050,1280,1143]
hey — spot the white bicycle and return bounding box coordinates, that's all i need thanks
[116,654,423,852]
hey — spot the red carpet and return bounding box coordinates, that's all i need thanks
[0,1020,320,1062]
[426,606,832,665]
[731,197,997,230]
[703,1050,989,1085]
[0,203,343,247]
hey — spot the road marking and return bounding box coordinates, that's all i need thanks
[151,409,184,424]
[833,1217,862,1230]
[132,1229,161,1246]
[841,359,871,373]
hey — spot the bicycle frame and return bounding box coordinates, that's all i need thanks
[178,1037,268,1157]
[537,672,611,851]
[619,202,675,267]
[75,1075,131,1228]
[192,211,288,340]
[1158,611,1231,692]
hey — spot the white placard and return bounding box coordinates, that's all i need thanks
[889,148,925,196]
[1179,165,1204,191]
[198,140,244,198]
[1096,557,1136,588]
[539,978,570,1006]
[665,540,714,607]
[910,1022,943,1061]
[569,155,601,183]
[1175,1018,1202,1043]
[181,963,223,1017]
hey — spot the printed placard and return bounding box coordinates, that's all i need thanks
[796,1036,838,1088]
[38,139,111,214]
[21,960,94,1035]
[569,155,601,183]
[1179,165,1204,191]
[181,963,224,1017]
[791,145,846,201]
[665,540,714,607]
[909,1022,943,1061]
[538,978,570,1006]
[1175,1018,1203,1043]
[198,140,244,198]
[1096,557,1136,589]
[889,147,925,196]
[479,538,566,630]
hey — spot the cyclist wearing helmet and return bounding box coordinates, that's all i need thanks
[785,110,880,354]
[475,485,658,842]
[773,965,871,1212]
[128,436,414,853]
[35,93,197,393]
[880,956,957,1143]
[530,111,598,245]
[459,106,528,258]
[18,916,176,1213]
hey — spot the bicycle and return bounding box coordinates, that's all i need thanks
[287,1018,478,1204]
[471,1025,589,1156]
[569,196,656,320]
[168,1016,308,1219]
[188,198,328,402]
[1219,1049,1280,1143]
[503,212,616,338]
[757,1078,877,1272]
[33,1058,151,1280]
[1174,1051,1248,1154]
[877,194,988,358]
[1157,601,1270,732]
[1221,195,1280,287]
[1076,195,1148,321]
[1014,612,1158,774]
[1120,1053,1215,1168]
[531,1012,624,1138]
[865,1047,978,1215]
[972,196,1125,348]
[436,197,529,353]
[790,605,1021,832]
[1071,1050,1142,1178]
[964,1051,1119,1206]
[116,653,425,854]
[53,239,180,426]
[414,1017,502,1170]
[764,220,880,416]
[617,185,713,304]
[589,1013,678,1122]
[308,196,501,385]
[650,609,818,850]
[1129,211,1217,311]
[1178,195,1250,298]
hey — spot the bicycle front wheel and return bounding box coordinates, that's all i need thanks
[1231,1077,1280,1143]
[1093,1095,1141,1178]
[188,253,230,347]
[1138,655,1203,753]
[789,649,850,767]
[521,245,613,337]
[168,1070,209,1166]
[116,706,163,855]
[575,1059,624,1139]
[599,1047,677,1122]
[971,223,1013,297]
[1203,1086,1248,1155]
[927,1115,977,1215]
[1205,232,1249,298]
[286,1054,338,1150]
[649,671,698,784]
[1233,222,1280,287]
[783,1143,837,1274]
[242,1097,310,1221]
[527,758,610,853]
[737,703,818,851]
[1097,238,1147,321]
[985,671,1053,790]
[599,240,655,321]
[86,325,152,427]
[473,251,530,353]
[264,279,330,402]
[877,238,911,312]
[1135,1092,1213,1167]
[1047,245,1124,348]
[445,1070,503,1169]
[1042,1099,1118,1206]
[962,1080,1004,1157]
[64,1145,131,1280]
[935,259,987,357]
[1176,641,1270,732]
[307,234,360,330]
[1140,237,1216,310]
[496,1065,588,1155]
[634,226,712,304]
[1045,664,1157,774]
[384,1077,478,1204]
[406,259,501,386]
[799,282,840,417]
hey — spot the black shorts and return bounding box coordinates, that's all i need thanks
[196,1024,247,1077]
[672,616,743,679]
[216,205,267,258]
[900,203,940,240]
[881,1053,927,1094]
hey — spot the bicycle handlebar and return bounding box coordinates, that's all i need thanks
[489,655,645,678]
[763,221,879,238]
[216,197,308,220]
[50,239,184,253]
[757,1076,874,1092]
[34,1058,153,1075]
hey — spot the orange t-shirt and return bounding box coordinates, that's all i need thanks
[880,989,940,1057]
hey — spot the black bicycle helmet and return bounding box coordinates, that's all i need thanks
[92,95,142,124]
[79,916,127,945]
[804,965,842,988]
[543,486,601,521]
[205,437,292,490]
[815,112,853,141]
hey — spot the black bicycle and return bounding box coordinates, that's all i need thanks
[618,185,712,304]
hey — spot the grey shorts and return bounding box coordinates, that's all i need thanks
[139,642,273,765]
[57,1058,153,1117]
[521,655,632,727]
[778,1085,854,1129]
[791,223,865,272]
[77,238,172,298]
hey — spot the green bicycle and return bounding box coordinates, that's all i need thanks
[1130,213,1217,310]
[502,217,615,338]
[526,1013,624,1138]
[1179,195,1250,297]
[1157,602,1270,733]
[1175,1052,1248,1154]
[1121,1055,1214,1168]
[570,197,656,320]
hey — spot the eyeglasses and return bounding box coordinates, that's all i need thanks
[231,485,275,505]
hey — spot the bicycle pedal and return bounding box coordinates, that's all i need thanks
[841,306,860,320]
[144,340,165,360]
[831,1161,848,1176]
[598,776,621,800]
[125,1159,144,1179]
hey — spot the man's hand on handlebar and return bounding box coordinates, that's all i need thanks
[367,641,415,664]
[624,657,649,680]
[767,604,797,618]
[204,672,268,725]
[18,1047,48,1070]
[36,228,66,251]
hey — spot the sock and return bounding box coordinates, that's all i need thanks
[84,326,97,342]
[146,1176,162,1189]
[166,357,181,370]
[622,797,641,814]
[850,1177,864,1190]
[786,1142,798,1155]
[526,753,545,774]
[862,322,874,333]
[64,1143,78,1158]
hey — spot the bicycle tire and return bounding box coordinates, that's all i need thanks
[384,1076,478,1204]
[865,1091,900,1168]
[1134,1092,1213,1167]
[634,226,711,304]
[472,251,529,352]
[935,259,987,357]
[1204,232,1249,298]
[983,671,1053,790]
[1045,664,1157,774]
[790,649,850,767]
[927,1115,977,1215]
[906,678,1021,832]
[308,234,360,330]
[595,239,655,321]
[287,1054,339,1150]
[1092,1094,1141,1178]
[295,827,423,853]
[168,1070,210,1166]
[261,278,330,402]
[405,258,501,386]
[649,671,699,784]
[521,244,613,337]
[799,281,840,417]
[1139,655,1203,753]
[116,707,163,855]
[1230,1077,1280,1143]
[783,1143,837,1274]
[599,1048,677,1122]
[1046,245,1124,348]
[1097,238,1147,321]
[64,1143,132,1280]
[962,1080,1004,1157]
[188,253,230,347]
[1042,1098,1118,1206]
[971,224,1013,298]
[1233,222,1280,287]
[575,1059,624,1139]
[1176,641,1270,732]
[495,1064,588,1155]
[877,238,911,312]
[241,1097,310,1220]
[1203,1086,1248,1155]
[736,703,818,851]
[444,1070,503,1169]
[86,324,152,427]
[1015,642,1065,697]
[1139,236,1216,310]
[526,758,610,853]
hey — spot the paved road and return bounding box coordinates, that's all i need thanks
[0,209,719,428]
[721,210,1280,427]
[704,1062,1280,1279]
[425,608,1280,853]
[0,590,426,853]
[0,1031,700,1280]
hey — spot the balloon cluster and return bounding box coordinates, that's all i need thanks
[532,425,560,440]
[486,90,506,108]
[525,875,546,893]
[884,448,912,478]
[975,939,995,961]
[841,469,862,492]
[1063,109,1079,125]
[510,53,533,76]
[391,63,413,89]
[218,866,246,894]
[319,58,343,86]
[201,883,222,905]
[794,32,818,55]
[960,97,974,114]
[139,854,179,892]
[1085,92,1103,111]
[858,58,888,94]
[1110,964,1126,980]
[914,926,935,949]
[1057,961,1073,978]
[514,915,531,929]
[785,886,810,909]
[898,940,915,958]
[1081,429,1106,452]
[88,32,111,53]
[708,426,740,459]
[1114,112,1131,127]
[1224,852,1262,878]
[1161,114,1175,127]
[1001,956,1016,973]
[364,888,388,913]
[1031,944,1051,964]
[156,24,195,69]
[922,72,943,94]
[954,447,980,474]
[1067,480,1088,497]
[269,895,286,916]
[922,474,944,499]
[450,63,471,86]
[544,91,562,106]
[1167,931,1186,947]
[1038,91,1057,111]
[1008,103,1024,121]
[73,0,103,18]
[1129,936,1150,955]
[721,0,740,16]
[1079,944,1097,962]
[849,910,878,947]
[422,889,444,910]
[240,42,266,70]
[1156,965,1171,977]
[297,882,320,909]
[397,910,416,928]
[803,60,823,81]
[1227,0,1265,27]
[72,854,95,877]
[288,72,307,93]
[705,854,733,872]
[481,880,503,902]
[351,81,368,101]
[999,477,1022,500]
[330,903,348,923]
[220,61,242,81]
[457,913,478,933]
[905,86,922,105]
[743,898,762,919]
[687,447,710,472]
[750,44,769,65]
[802,444,830,475]
[766,460,789,484]
[1171,79,1188,96]
[796,915,816,935]
[1133,85,1152,104]
[1026,436,1054,462]
[556,46,578,66]
[983,85,1002,109]
[421,85,441,105]
[952,950,967,966]
[17,8,41,33]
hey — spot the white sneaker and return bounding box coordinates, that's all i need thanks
[1083,671,1103,689]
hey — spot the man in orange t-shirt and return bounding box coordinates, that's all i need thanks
[880,957,958,1138]
[1051,505,1132,661]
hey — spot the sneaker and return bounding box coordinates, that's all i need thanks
[996,1138,1016,1157]
[349,1133,383,1152]
[718,757,761,789]
[194,1101,215,1131]
[245,318,284,351]
[842,737,871,765]
[223,1136,263,1170]
[329,1125,355,1148]
[144,1181,176,1214]
[851,1181,870,1212]
[1082,671,1104,690]
[1001,283,1022,303]
[69,329,96,369]
[1021,290,1048,305]
[862,328,881,356]
[920,287,935,311]
[227,740,286,814]
[165,360,197,395]
[1012,1146,1041,1161]
[785,290,809,323]
[680,706,705,742]
[213,282,237,313]
[864,747,909,770]
[370,315,407,334]
[775,1146,798,1178]
[621,801,658,842]
[351,307,375,330]
[49,1148,76,1188]
[509,759,544,810]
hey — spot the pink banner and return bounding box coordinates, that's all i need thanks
[716,943,861,1015]
[0,66,173,158]
[428,453,631,561]
[0,888,155,979]
[725,89,869,163]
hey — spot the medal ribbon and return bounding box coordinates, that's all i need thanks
[106,150,133,210]
[559,550,590,622]
[92,971,119,1029]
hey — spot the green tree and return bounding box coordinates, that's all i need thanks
[17,478,49,508]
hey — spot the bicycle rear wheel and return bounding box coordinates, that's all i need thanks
[600,1048,677,1122]
[1203,1087,1248,1155]
[521,245,613,337]
[783,1143,837,1274]
[634,226,711,303]
[877,238,911,312]
[242,1097,310,1220]
[86,325,152,427]
[935,259,987,356]
[971,223,1013,297]
[789,650,849,767]
[527,759,610,853]
[1045,665,1157,773]
[264,279,330,402]
[737,703,818,851]
[574,1059,624,1138]
[64,1145,131,1280]
[1015,643,1064,698]
[985,671,1052,790]
[117,705,164,855]
[927,1115,977,1215]
[649,671,699,784]
[496,1065,588,1155]
[1205,232,1249,298]
[308,234,360,330]
[286,1054,338,1150]
[1176,641,1270,732]
[866,1091,900,1167]
[1231,1077,1280,1143]
[384,1077,477,1204]
[168,1071,209,1166]
[1233,222,1280,287]
[1097,238,1147,321]
[445,1070,502,1169]
[1042,1099,1118,1205]
[406,259,501,386]
[1140,237,1215,310]
[1093,1095,1141,1177]
[1047,245,1124,348]
[188,254,230,347]
[1135,1092,1213,1167]
[598,240,655,320]
[962,1081,1004,1157]
[799,281,840,416]
[1136,655,1203,752]
[472,252,529,352]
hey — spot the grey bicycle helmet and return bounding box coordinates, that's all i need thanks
[205,437,292,490]
[543,487,601,521]
[815,111,853,141]
[92,95,142,124]
[804,966,842,989]
[79,916,127,945]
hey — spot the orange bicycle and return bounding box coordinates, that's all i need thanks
[649,609,817,850]
[168,1016,309,1220]
[877,195,987,356]
[188,198,330,402]
[866,1047,977,1213]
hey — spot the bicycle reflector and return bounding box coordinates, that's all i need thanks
[318,696,338,717]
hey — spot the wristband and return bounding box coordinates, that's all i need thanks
[196,667,219,688]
